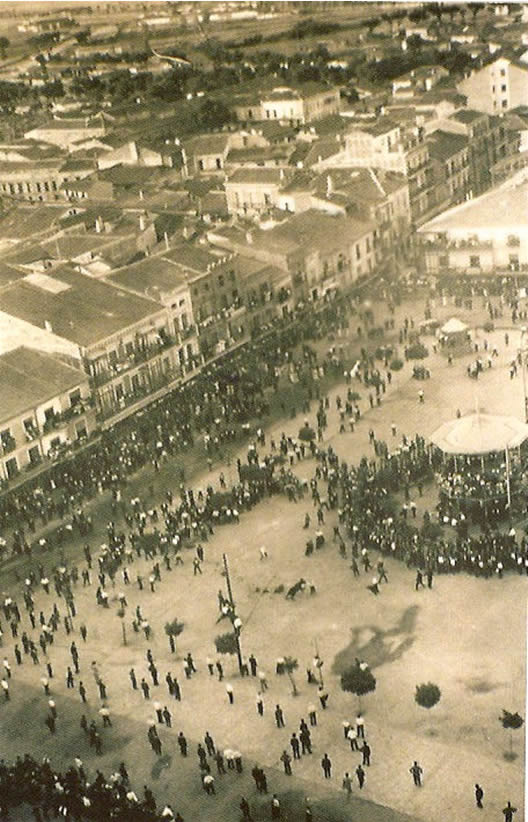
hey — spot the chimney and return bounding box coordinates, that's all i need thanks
[279,168,285,180]
[44,320,53,333]
[164,231,169,251]
[95,216,103,233]
[139,189,144,200]
[246,231,253,244]
[183,225,189,240]
[139,214,146,232]
[326,174,333,197]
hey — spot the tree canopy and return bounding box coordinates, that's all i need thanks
[415,682,441,709]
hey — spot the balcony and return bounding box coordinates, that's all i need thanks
[42,399,94,434]
[98,365,184,421]
[90,335,178,387]
[0,434,16,455]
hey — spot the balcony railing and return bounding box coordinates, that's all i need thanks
[90,336,178,387]
[42,399,94,434]
[97,365,184,421]
[0,435,16,455]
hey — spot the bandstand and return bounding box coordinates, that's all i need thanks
[430,412,528,521]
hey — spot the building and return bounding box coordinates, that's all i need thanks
[425,108,519,196]
[232,83,340,126]
[183,134,230,175]
[316,117,434,225]
[209,209,379,302]
[417,171,528,276]
[457,56,528,114]
[0,267,180,425]
[392,65,449,99]
[0,347,95,482]
[225,167,294,217]
[24,114,108,150]
[426,130,470,214]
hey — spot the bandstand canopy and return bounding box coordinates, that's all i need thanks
[430,413,528,456]
[440,317,468,335]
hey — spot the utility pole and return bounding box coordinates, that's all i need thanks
[222,553,244,675]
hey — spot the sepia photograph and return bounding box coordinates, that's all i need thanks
[0,0,526,820]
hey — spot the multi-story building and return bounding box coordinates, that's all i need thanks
[276,167,411,261]
[426,130,470,214]
[0,267,180,425]
[209,209,379,302]
[232,83,340,126]
[417,171,528,276]
[315,117,434,226]
[225,167,294,217]
[0,346,96,482]
[457,56,528,115]
[425,108,519,196]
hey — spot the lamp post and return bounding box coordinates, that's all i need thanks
[222,553,244,675]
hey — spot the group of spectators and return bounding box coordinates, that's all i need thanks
[0,753,180,821]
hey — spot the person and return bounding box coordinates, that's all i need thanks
[347,726,360,751]
[475,784,484,808]
[275,704,285,728]
[415,569,425,591]
[410,761,423,787]
[290,733,301,760]
[356,713,365,738]
[361,741,371,766]
[226,683,234,704]
[280,750,292,775]
[342,772,353,798]
[202,773,215,795]
[318,686,329,709]
[177,732,187,757]
[355,764,365,789]
[502,801,517,822]
[321,753,332,779]
[240,797,252,821]
[271,794,281,820]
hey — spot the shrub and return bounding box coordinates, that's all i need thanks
[415,682,441,709]
[483,320,494,333]
[390,358,404,371]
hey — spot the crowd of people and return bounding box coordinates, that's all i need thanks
[0,274,524,820]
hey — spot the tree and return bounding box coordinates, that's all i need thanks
[164,618,184,653]
[341,665,376,709]
[283,656,299,696]
[500,709,524,761]
[214,631,238,656]
[415,682,441,709]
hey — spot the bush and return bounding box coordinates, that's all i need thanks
[415,682,441,709]
[341,666,377,699]
[483,320,494,333]
[390,358,404,371]
[406,342,429,360]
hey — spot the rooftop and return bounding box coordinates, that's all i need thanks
[427,130,468,162]
[0,267,163,348]
[226,167,289,185]
[0,346,87,423]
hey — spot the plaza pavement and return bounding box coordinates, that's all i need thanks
[0,291,526,822]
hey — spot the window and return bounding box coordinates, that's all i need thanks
[69,389,81,407]
[501,84,507,92]
[366,237,371,253]
[355,244,361,261]
[215,158,222,170]
[198,159,204,171]
[44,407,55,423]
[218,274,224,287]
[28,445,40,465]
[502,100,508,109]
[469,255,480,268]
[4,456,18,479]
[500,68,506,76]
